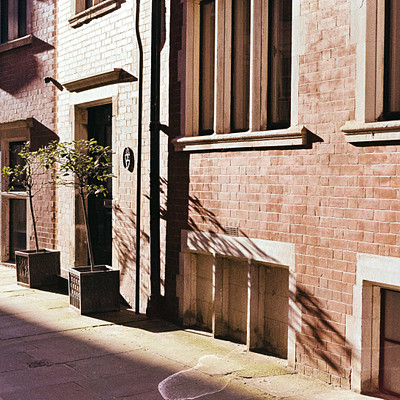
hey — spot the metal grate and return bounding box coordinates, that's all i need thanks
[224,226,239,237]
[69,273,80,309]
[16,255,29,284]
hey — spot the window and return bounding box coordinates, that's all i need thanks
[383,0,400,120]
[9,141,25,191]
[70,0,122,28]
[380,288,400,396]
[0,138,28,262]
[0,0,28,44]
[177,0,304,151]
[195,0,291,135]
[199,0,215,135]
[9,199,26,261]
[83,0,102,11]
[268,0,292,129]
[8,141,27,260]
[342,0,400,142]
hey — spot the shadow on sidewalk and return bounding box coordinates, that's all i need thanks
[0,278,260,400]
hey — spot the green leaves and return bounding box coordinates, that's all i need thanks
[3,139,115,198]
[49,139,114,198]
[1,142,50,194]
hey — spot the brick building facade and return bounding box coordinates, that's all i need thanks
[170,0,400,395]
[0,0,57,261]
[2,0,400,396]
[55,0,170,309]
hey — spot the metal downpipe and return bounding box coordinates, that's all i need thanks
[148,0,162,314]
[135,0,144,314]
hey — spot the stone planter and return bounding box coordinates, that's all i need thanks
[69,265,120,314]
[15,249,61,288]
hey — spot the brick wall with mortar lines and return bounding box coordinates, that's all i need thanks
[56,0,170,312]
[164,0,186,318]
[0,0,57,251]
[168,0,400,389]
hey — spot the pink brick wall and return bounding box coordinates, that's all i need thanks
[166,0,394,388]
[0,0,57,251]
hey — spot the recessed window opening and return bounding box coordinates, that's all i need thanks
[382,0,400,120]
[380,288,400,397]
[267,0,292,129]
[230,0,251,133]
[9,199,26,261]
[87,104,112,266]
[9,141,25,191]
[199,0,216,135]
[0,0,28,44]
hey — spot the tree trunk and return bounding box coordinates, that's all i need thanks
[29,190,39,252]
[80,189,95,271]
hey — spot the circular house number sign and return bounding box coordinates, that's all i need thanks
[123,147,134,172]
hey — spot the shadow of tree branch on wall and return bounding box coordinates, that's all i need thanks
[291,285,354,378]
[161,170,354,378]
[159,176,225,234]
[112,203,150,308]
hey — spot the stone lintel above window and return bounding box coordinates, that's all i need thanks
[63,68,137,92]
[341,120,400,143]
[172,125,309,152]
[69,0,121,28]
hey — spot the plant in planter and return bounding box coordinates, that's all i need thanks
[2,143,60,288]
[49,138,119,314]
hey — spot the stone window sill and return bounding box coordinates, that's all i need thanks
[69,0,121,28]
[341,120,400,143]
[172,125,308,152]
[0,191,28,199]
[0,35,33,54]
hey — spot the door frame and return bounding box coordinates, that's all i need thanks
[71,90,117,268]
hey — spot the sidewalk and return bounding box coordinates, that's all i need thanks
[0,265,381,400]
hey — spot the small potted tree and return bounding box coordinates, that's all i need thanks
[50,138,119,314]
[2,143,60,288]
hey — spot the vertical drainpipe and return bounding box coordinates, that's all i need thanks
[149,0,161,312]
[135,0,144,314]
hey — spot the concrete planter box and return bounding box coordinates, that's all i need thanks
[69,265,120,314]
[15,249,61,288]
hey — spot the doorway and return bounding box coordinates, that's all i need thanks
[8,141,27,261]
[380,288,400,396]
[87,104,112,266]
[9,199,26,261]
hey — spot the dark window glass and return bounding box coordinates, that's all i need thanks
[231,0,250,132]
[199,0,215,135]
[18,0,26,37]
[0,0,28,43]
[380,289,400,396]
[85,0,94,10]
[383,0,400,120]
[9,199,26,260]
[1,0,9,44]
[268,0,292,129]
[9,141,25,191]
[87,104,112,266]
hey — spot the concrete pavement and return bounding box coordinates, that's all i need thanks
[0,265,381,400]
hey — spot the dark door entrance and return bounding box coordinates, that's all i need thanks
[380,288,400,396]
[9,142,27,261]
[9,199,26,261]
[87,104,112,266]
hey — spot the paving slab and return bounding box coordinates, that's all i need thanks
[0,265,385,400]
[0,382,103,400]
[0,364,85,394]
[0,352,36,373]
